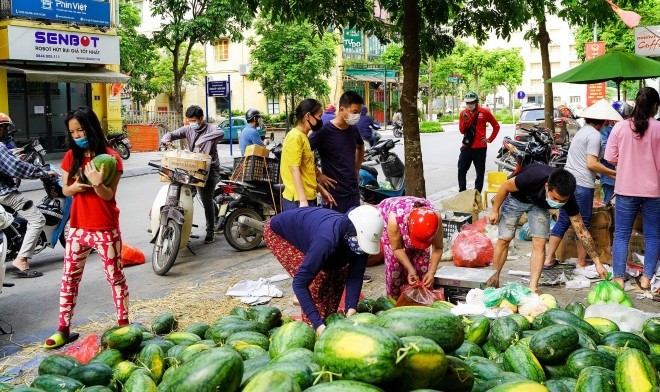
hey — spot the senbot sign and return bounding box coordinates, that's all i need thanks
[7,26,119,64]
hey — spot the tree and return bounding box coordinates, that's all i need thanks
[151,45,207,97]
[380,44,404,109]
[118,0,160,107]
[247,19,336,126]
[482,49,525,116]
[150,0,254,126]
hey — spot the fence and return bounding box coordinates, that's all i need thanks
[123,110,180,134]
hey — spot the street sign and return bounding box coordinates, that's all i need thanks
[517,91,526,100]
[447,77,464,83]
[207,81,228,97]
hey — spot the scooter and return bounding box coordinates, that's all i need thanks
[358,139,405,204]
[392,123,403,138]
[108,131,132,160]
[494,125,567,176]
[364,122,382,148]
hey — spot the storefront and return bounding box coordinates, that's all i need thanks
[0,0,126,154]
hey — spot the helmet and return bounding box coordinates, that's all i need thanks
[612,101,632,117]
[245,108,262,123]
[464,92,478,103]
[407,207,439,249]
[325,104,336,113]
[347,205,384,255]
[0,113,12,125]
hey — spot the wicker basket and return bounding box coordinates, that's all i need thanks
[231,156,280,182]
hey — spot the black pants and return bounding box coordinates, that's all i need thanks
[458,146,487,193]
[200,165,221,235]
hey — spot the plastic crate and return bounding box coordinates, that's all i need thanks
[442,212,472,240]
[232,156,280,182]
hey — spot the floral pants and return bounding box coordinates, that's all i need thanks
[264,223,348,325]
[59,228,129,328]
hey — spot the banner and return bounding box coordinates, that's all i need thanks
[11,0,111,27]
[585,42,606,106]
[343,28,363,54]
[635,25,660,57]
[7,26,119,65]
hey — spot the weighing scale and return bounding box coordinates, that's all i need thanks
[433,266,496,304]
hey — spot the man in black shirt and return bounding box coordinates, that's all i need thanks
[487,164,607,292]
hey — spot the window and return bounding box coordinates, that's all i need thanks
[569,45,576,54]
[213,38,230,61]
[553,96,561,102]
[530,63,542,73]
[496,97,504,105]
[267,96,280,115]
[550,62,560,70]
[570,61,581,68]
[549,45,560,55]
[570,96,581,104]
[530,47,541,56]
[530,79,543,88]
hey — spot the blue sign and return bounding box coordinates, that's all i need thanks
[207,81,228,97]
[11,0,111,27]
[517,91,526,100]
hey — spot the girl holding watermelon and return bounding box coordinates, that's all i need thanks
[44,106,129,349]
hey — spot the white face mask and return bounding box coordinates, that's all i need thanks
[345,113,361,126]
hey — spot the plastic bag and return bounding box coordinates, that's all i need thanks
[395,282,445,307]
[121,244,146,266]
[451,229,494,268]
[483,283,532,308]
[518,222,532,241]
[587,273,632,307]
[462,217,489,232]
[61,333,100,364]
[584,304,659,332]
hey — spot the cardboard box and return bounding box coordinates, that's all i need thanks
[555,205,613,264]
[160,150,211,187]
[627,231,645,264]
[632,211,643,232]
[244,144,270,157]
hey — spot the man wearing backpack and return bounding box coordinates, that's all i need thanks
[458,92,500,193]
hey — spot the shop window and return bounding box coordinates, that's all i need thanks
[213,38,230,61]
[267,96,280,115]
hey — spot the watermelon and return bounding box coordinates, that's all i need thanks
[377,306,464,352]
[206,319,267,343]
[584,317,619,335]
[269,321,315,358]
[435,356,474,392]
[491,316,524,351]
[602,331,650,354]
[325,313,346,325]
[482,339,502,361]
[542,379,575,392]
[503,344,546,382]
[391,336,448,391]
[509,314,531,331]
[313,323,403,384]
[78,386,112,392]
[157,347,243,392]
[89,349,124,368]
[473,372,528,392]
[31,374,85,392]
[248,362,314,390]
[67,362,113,387]
[543,362,573,379]
[165,331,201,346]
[269,347,315,365]
[642,317,660,344]
[139,338,174,352]
[453,341,485,358]
[225,331,269,351]
[38,354,81,376]
[463,315,490,345]
[166,344,188,367]
[345,313,378,325]
[242,369,301,392]
[538,309,601,344]
[576,329,598,350]
[487,380,550,391]
[464,356,504,380]
[123,368,157,392]
[357,298,379,313]
[112,360,138,385]
[101,325,143,353]
[575,366,616,392]
[232,342,268,360]
[183,322,210,338]
[176,343,210,364]
[566,348,616,377]
[136,343,165,383]
[88,154,118,186]
[615,348,658,392]
[375,296,396,311]
[241,355,272,386]
[529,325,579,363]
[564,301,586,318]
[304,380,384,391]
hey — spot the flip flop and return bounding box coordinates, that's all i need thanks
[542,260,572,270]
[43,332,80,349]
[13,269,43,278]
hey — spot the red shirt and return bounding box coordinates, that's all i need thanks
[459,106,501,149]
[61,148,123,231]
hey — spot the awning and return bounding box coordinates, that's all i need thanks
[345,74,385,83]
[0,64,130,84]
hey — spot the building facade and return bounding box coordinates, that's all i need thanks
[0,0,127,154]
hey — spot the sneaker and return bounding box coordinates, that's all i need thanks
[363,274,372,283]
[204,233,215,244]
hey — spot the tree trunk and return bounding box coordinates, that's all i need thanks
[172,46,184,129]
[537,19,555,132]
[400,0,425,198]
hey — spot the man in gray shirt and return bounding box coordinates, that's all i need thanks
[162,105,224,243]
[544,99,620,271]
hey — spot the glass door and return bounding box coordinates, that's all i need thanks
[49,83,68,151]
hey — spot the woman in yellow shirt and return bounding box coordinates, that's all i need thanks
[281,99,335,210]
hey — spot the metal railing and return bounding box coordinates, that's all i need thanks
[123,110,180,134]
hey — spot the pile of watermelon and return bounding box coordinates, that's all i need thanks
[6,300,660,392]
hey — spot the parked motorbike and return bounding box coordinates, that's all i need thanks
[494,125,568,176]
[359,139,406,204]
[364,122,382,148]
[214,143,283,251]
[392,123,403,138]
[108,131,132,160]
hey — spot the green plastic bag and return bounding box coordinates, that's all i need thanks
[483,283,532,308]
[587,273,632,307]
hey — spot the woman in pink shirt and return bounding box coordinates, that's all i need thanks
[604,87,660,291]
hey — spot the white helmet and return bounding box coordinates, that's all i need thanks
[348,205,384,255]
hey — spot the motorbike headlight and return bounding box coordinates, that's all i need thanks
[173,171,192,184]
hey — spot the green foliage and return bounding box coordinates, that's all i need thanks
[493,109,516,124]
[379,44,404,71]
[247,19,336,106]
[152,44,206,96]
[419,121,444,133]
[118,0,161,106]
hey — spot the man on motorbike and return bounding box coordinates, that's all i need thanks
[0,113,58,277]
[392,109,403,128]
[357,105,379,147]
[161,105,224,243]
[239,109,268,156]
[321,104,336,123]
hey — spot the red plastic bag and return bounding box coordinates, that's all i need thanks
[121,244,145,266]
[60,333,100,364]
[451,229,494,268]
[395,282,445,307]
[462,217,489,232]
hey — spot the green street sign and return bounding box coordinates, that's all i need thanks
[343,28,363,53]
[446,77,463,83]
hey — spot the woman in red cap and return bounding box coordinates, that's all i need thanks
[377,196,443,298]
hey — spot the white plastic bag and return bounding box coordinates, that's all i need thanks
[584,304,659,332]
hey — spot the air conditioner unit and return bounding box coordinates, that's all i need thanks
[239,64,251,76]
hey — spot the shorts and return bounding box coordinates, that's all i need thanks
[498,195,550,240]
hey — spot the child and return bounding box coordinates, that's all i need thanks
[44,107,129,348]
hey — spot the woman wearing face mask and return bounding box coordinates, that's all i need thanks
[264,205,384,335]
[44,107,128,348]
[281,99,336,210]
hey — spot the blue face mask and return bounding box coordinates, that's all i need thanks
[74,137,89,149]
[189,122,199,130]
[345,234,364,254]
[546,191,566,208]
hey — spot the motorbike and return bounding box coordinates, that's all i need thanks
[0,164,71,285]
[108,131,132,160]
[2,126,47,167]
[392,123,403,138]
[494,125,568,176]
[214,143,283,251]
[364,122,382,148]
[359,139,406,204]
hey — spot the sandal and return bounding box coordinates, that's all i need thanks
[13,269,43,278]
[43,332,80,349]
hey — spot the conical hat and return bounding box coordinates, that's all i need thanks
[579,99,623,121]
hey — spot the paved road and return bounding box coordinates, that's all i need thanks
[0,123,514,354]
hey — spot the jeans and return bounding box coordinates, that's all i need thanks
[612,195,660,279]
[498,195,550,240]
[282,198,318,211]
[602,184,615,206]
[200,165,221,235]
[0,192,46,258]
[458,147,487,193]
[551,185,594,238]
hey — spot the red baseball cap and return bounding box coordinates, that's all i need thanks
[408,207,439,249]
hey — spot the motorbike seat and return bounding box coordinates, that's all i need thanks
[272,183,285,194]
[361,165,378,178]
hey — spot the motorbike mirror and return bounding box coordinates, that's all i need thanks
[22,200,33,211]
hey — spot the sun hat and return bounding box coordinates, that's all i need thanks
[579,99,623,121]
